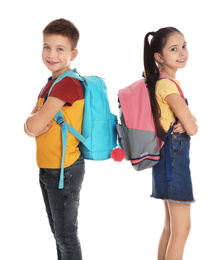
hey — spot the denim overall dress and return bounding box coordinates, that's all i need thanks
[152,132,194,203]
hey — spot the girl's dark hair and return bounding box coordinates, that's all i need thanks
[143,27,182,145]
[43,18,79,50]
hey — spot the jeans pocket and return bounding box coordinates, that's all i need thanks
[39,168,60,181]
[64,159,85,202]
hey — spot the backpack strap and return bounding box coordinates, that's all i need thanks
[159,73,186,182]
[162,121,177,181]
[44,69,89,189]
[159,72,186,102]
[48,69,84,96]
[53,110,90,189]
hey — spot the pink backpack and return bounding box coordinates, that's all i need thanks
[116,73,185,172]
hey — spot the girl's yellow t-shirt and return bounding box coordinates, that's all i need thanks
[155,78,181,133]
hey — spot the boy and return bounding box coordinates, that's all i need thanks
[24,18,85,260]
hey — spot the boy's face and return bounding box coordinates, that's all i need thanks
[42,34,78,79]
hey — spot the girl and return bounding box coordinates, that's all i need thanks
[144,27,198,260]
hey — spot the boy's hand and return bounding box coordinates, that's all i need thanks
[39,121,53,135]
[37,105,43,112]
[36,105,53,135]
[25,96,66,138]
[24,120,53,137]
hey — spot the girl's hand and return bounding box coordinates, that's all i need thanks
[173,121,186,134]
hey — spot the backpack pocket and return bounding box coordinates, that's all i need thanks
[83,113,117,160]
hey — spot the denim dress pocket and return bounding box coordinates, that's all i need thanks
[171,133,190,154]
[171,135,183,154]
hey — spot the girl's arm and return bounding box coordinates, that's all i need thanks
[24,97,66,138]
[165,93,198,136]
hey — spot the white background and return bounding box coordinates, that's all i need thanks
[1,0,221,259]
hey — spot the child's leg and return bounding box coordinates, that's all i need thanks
[40,176,62,259]
[158,201,171,260]
[165,201,191,260]
[39,156,85,260]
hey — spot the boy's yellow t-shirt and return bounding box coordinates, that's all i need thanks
[36,76,84,169]
[155,78,181,133]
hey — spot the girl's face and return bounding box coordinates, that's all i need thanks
[155,32,189,78]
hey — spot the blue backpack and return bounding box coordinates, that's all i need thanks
[45,68,117,189]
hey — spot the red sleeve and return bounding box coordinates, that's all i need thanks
[49,77,84,106]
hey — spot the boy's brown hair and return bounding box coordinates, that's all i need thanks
[43,18,80,50]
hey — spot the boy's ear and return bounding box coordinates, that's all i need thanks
[71,49,78,61]
[154,52,164,64]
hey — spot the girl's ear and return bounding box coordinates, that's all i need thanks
[154,52,164,64]
[71,49,78,61]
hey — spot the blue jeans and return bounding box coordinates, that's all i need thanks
[39,155,85,260]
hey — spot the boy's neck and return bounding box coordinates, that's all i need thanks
[52,68,71,79]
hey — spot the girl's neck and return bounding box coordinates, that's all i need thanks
[159,67,177,79]
[160,71,176,79]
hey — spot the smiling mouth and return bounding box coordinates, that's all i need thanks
[47,60,59,65]
[177,59,186,63]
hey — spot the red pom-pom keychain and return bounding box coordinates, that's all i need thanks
[111,147,125,162]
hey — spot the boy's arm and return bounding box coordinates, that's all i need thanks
[24,100,39,137]
[24,97,66,138]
